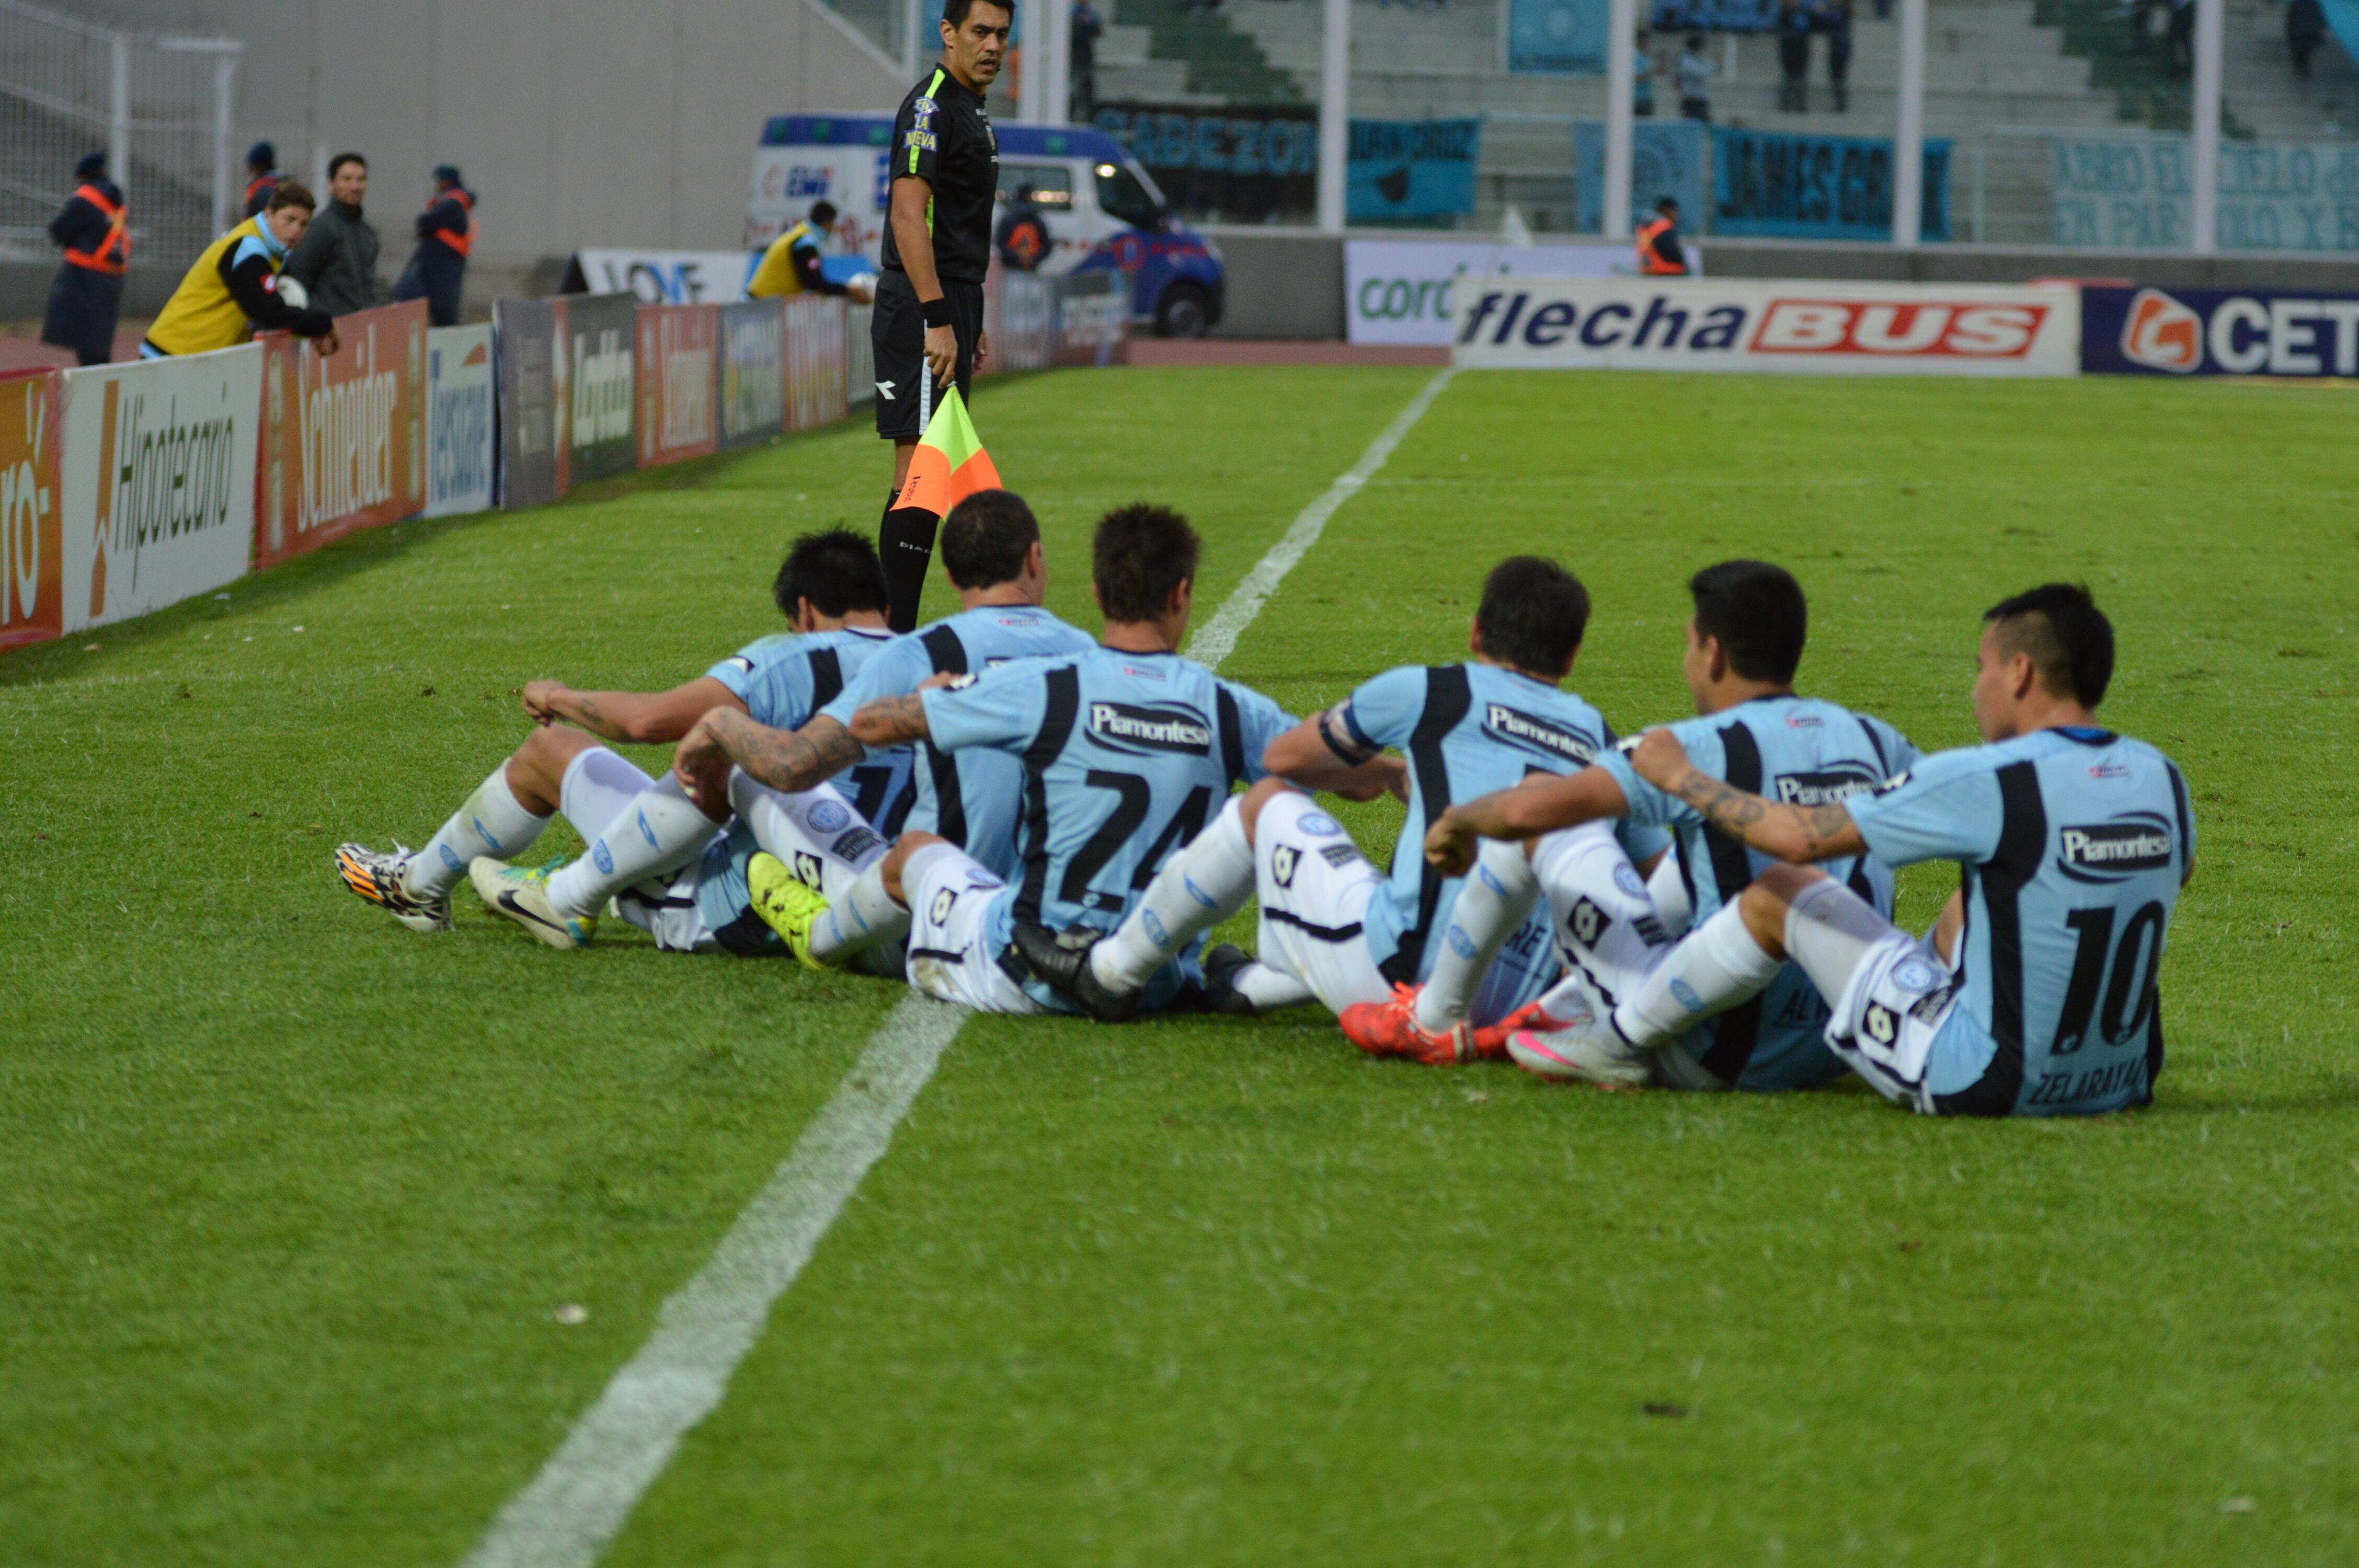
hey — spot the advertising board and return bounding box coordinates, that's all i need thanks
[635,305,719,466]
[0,368,63,649]
[2081,285,2359,377]
[1451,278,2078,376]
[718,298,787,449]
[569,250,751,304]
[782,295,848,432]
[425,325,495,517]
[846,303,876,405]
[59,344,263,631]
[496,298,565,509]
[563,293,637,485]
[1346,239,1632,345]
[255,300,427,569]
[1053,271,1128,366]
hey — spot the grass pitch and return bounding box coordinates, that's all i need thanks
[3,366,2355,1565]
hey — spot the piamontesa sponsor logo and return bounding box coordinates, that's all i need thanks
[1481,702,1597,766]
[1773,765,1880,806]
[1089,700,1212,754]
[2058,814,2175,881]
[2120,289,2203,373]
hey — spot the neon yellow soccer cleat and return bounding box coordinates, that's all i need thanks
[748,851,830,970]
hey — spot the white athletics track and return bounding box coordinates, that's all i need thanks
[461,368,1459,1568]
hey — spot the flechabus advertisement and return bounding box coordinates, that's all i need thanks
[59,344,262,632]
[636,304,719,467]
[255,300,428,569]
[0,368,63,649]
[425,324,496,516]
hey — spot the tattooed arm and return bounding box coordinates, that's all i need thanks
[849,693,931,750]
[1627,728,1866,863]
[523,676,745,744]
[671,709,867,808]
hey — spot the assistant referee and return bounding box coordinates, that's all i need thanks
[876,0,1011,631]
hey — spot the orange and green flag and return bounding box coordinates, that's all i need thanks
[891,386,1001,520]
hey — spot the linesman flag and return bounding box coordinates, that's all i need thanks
[880,387,1002,631]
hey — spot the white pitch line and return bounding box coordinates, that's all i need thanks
[1184,366,1456,672]
[459,367,1458,1568]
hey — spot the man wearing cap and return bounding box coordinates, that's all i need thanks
[40,151,128,366]
[392,165,474,327]
[242,142,285,218]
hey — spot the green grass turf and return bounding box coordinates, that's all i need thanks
[3,366,2354,1565]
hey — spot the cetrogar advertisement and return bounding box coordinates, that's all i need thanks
[256,300,428,570]
[2082,285,2359,378]
[1347,239,1633,345]
[0,368,63,650]
[636,304,719,466]
[1451,278,2079,376]
[425,324,495,517]
[59,344,263,631]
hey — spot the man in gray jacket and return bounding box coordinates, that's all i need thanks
[283,152,382,318]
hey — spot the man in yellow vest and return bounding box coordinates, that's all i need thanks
[143,181,339,360]
[747,201,872,302]
[41,151,128,366]
[1636,195,1691,276]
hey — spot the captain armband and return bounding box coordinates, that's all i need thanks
[1318,702,1381,766]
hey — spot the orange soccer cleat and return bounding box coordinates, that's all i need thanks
[1337,983,1475,1066]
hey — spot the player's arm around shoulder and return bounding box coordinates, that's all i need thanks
[1627,727,1866,864]
[1424,763,1633,875]
[522,675,745,743]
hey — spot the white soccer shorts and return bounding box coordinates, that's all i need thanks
[730,771,889,902]
[560,747,717,952]
[900,841,1044,1014]
[1784,877,1962,1112]
[1251,791,1395,1016]
[1529,822,1681,1007]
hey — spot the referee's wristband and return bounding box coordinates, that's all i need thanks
[921,297,952,329]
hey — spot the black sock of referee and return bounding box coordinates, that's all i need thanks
[879,488,936,633]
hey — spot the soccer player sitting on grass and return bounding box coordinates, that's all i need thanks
[335,529,909,955]
[667,488,1095,964]
[750,503,1401,1015]
[1013,556,1664,1052]
[1414,560,1920,1088]
[1460,584,2192,1116]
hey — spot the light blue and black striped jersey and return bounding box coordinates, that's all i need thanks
[1845,725,2192,1115]
[1596,695,1921,1090]
[920,645,1295,1014]
[818,604,1096,874]
[1333,662,1671,1022]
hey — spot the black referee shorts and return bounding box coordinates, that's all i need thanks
[871,272,983,441]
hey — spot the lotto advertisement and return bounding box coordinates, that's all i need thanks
[0,367,63,649]
[255,301,428,570]
[2081,285,2359,378]
[1451,278,2080,376]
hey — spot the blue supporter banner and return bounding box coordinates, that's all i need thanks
[1711,128,1952,240]
[1652,0,1779,30]
[1348,119,1483,221]
[1575,120,1709,234]
[1509,0,1607,74]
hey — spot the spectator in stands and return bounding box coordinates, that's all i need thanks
[749,201,871,301]
[1071,0,1103,118]
[1819,0,1853,112]
[1677,32,1715,120]
[1636,195,1691,275]
[2288,0,2328,77]
[393,165,474,327]
[1635,28,1657,116]
[2167,0,2194,74]
[242,142,284,219]
[995,185,1053,271]
[40,151,127,367]
[283,152,383,318]
[1778,0,1814,112]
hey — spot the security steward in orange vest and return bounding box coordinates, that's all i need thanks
[1636,195,1690,276]
[41,152,129,366]
[392,165,474,327]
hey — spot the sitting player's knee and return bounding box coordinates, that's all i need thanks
[1236,777,1294,843]
[1737,873,1817,955]
[881,830,947,904]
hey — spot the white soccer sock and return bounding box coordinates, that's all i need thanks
[406,764,550,898]
[1414,837,1539,1033]
[1647,844,1694,936]
[545,774,724,920]
[1090,794,1256,993]
[1610,902,1784,1047]
[807,858,912,964]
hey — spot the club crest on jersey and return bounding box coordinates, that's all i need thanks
[809,799,851,835]
[1612,862,1648,899]
[1296,811,1341,837]
[1089,700,1211,755]
[1773,765,1879,806]
[1481,702,1596,767]
[2058,813,2174,882]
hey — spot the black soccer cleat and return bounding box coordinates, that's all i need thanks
[1011,920,1140,1023]
[1200,943,1264,1018]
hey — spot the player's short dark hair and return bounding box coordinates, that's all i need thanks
[941,488,1039,590]
[267,180,317,214]
[327,152,367,179]
[1093,503,1198,624]
[944,0,1013,27]
[808,200,837,227]
[1985,582,2113,708]
[774,527,888,619]
[1689,560,1807,684]
[1474,556,1590,675]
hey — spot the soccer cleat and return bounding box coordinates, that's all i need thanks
[470,857,596,950]
[1502,979,1651,1087]
[748,851,829,971]
[1010,920,1140,1022]
[334,842,450,933]
[1472,997,1575,1062]
[1336,983,1475,1066]
[1199,943,1263,1018]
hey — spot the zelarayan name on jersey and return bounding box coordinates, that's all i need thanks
[1480,702,1596,766]
[2058,814,2175,880]
[1089,700,1212,754]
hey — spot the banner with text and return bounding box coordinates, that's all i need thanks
[1092,102,1319,223]
[0,368,63,649]
[568,250,751,305]
[2051,135,2359,251]
[1348,119,1482,222]
[1451,277,2077,376]
[563,293,637,485]
[496,298,565,508]
[1346,239,1629,345]
[426,325,495,517]
[783,295,849,432]
[635,305,720,466]
[255,301,427,570]
[60,345,263,631]
[1712,128,1952,241]
[718,298,787,449]
[2081,285,2359,377]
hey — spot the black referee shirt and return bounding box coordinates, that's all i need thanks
[880,66,999,285]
